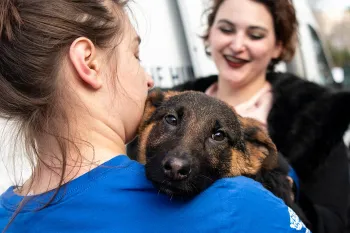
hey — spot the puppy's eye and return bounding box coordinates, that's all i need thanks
[211,130,226,141]
[164,114,178,126]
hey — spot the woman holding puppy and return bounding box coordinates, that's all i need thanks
[172,0,350,232]
[0,0,309,232]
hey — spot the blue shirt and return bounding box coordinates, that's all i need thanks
[0,155,310,233]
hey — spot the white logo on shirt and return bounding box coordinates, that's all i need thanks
[288,207,311,232]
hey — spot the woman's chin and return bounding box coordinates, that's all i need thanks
[220,71,248,87]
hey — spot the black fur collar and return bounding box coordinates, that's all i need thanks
[266,72,350,180]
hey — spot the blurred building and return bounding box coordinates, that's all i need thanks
[308,0,350,51]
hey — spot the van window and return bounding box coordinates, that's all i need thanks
[308,25,334,85]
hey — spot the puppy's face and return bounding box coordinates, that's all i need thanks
[138,90,277,197]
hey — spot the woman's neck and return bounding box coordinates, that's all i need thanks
[17,117,127,196]
[216,74,268,107]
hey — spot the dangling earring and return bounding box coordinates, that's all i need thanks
[205,43,212,56]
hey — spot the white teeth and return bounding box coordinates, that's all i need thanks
[225,55,247,63]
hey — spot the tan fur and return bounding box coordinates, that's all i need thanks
[138,123,155,164]
[239,116,278,170]
[226,116,278,176]
[163,91,180,98]
[229,149,263,176]
[228,149,245,176]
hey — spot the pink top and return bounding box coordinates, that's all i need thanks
[205,82,273,127]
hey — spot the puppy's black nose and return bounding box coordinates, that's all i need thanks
[163,157,191,180]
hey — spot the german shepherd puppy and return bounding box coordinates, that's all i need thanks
[137,89,308,225]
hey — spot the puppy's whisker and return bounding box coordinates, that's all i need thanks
[190,182,199,193]
[197,174,214,182]
[183,184,190,195]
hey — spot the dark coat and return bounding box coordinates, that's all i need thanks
[170,72,350,233]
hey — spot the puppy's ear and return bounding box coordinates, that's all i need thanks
[239,116,278,171]
[139,89,163,132]
[147,88,180,107]
[139,89,180,131]
[147,88,165,108]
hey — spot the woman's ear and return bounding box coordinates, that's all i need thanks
[204,40,211,56]
[69,37,102,89]
[272,41,283,59]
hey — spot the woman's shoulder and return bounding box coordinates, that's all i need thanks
[206,176,284,205]
[198,176,310,232]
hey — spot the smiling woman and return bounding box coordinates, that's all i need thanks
[202,0,296,108]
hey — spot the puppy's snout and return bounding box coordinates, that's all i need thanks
[163,157,191,180]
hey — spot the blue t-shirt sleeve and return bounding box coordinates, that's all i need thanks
[213,177,311,233]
